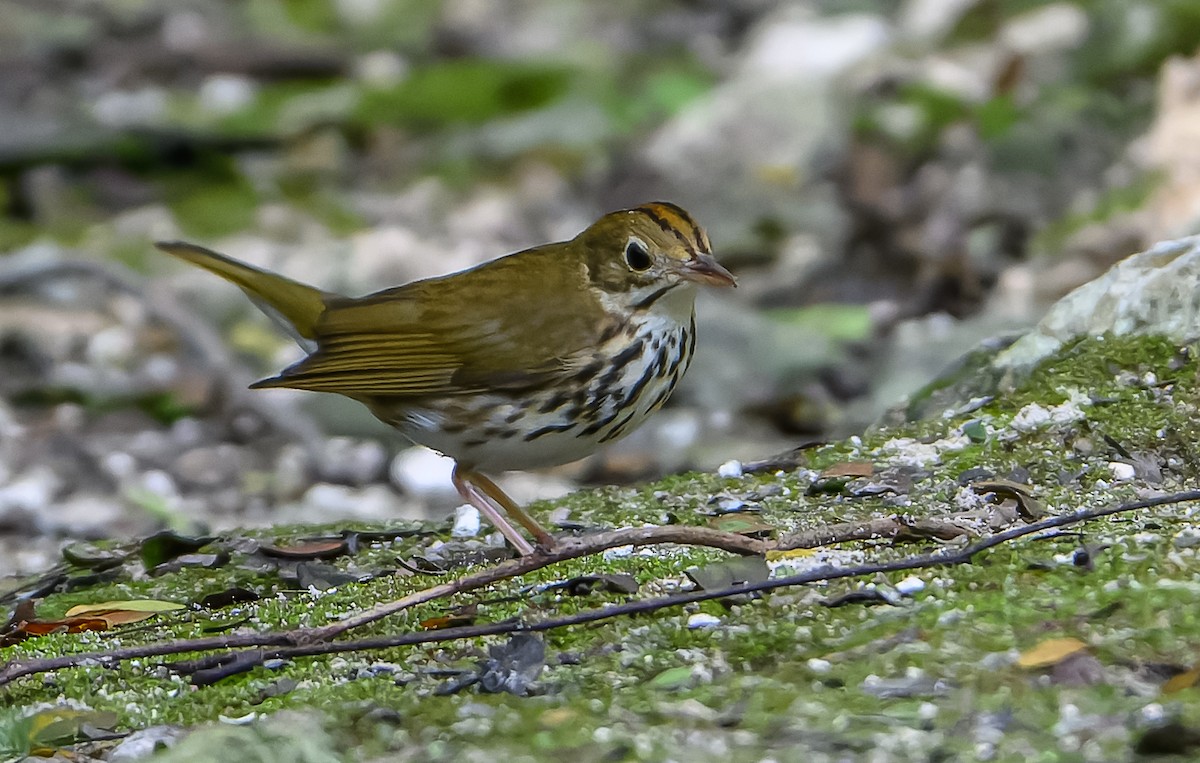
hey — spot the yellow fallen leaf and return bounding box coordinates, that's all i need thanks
[1017,637,1088,669]
[1163,666,1200,694]
[765,548,816,562]
[65,599,184,617]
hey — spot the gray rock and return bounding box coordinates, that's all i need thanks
[47,493,128,536]
[173,445,249,489]
[315,437,388,485]
[106,725,188,761]
[996,235,1200,372]
[0,466,60,526]
[291,482,410,523]
[883,235,1200,423]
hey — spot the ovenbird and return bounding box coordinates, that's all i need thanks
[157,202,734,555]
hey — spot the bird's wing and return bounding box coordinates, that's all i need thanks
[252,248,603,397]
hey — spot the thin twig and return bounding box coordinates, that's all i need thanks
[775,516,971,548]
[0,525,760,687]
[2,490,1195,688]
[166,488,1200,683]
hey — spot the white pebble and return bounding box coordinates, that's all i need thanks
[1011,403,1051,432]
[91,87,167,128]
[354,50,408,86]
[140,469,179,498]
[86,326,136,366]
[1108,462,1136,482]
[101,451,138,481]
[603,545,634,560]
[687,613,721,629]
[895,575,926,595]
[451,504,481,538]
[198,74,257,114]
[717,459,744,479]
[806,658,832,673]
[217,712,258,725]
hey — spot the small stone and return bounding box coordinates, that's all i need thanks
[603,545,633,560]
[91,87,167,128]
[717,459,744,478]
[198,74,257,114]
[172,445,246,489]
[217,712,258,725]
[1011,403,1051,432]
[299,483,402,521]
[0,467,60,516]
[895,575,926,595]
[52,403,86,432]
[687,613,721,629]
[354,50,408,86]
[50,494,126,536]
[451,504,481,538]
[1174,528,1200,549]
[319,437,388,485]
[140,470,180,499]
[107,725,186,762]
[100,451,138,481]
[85,326,136,367]
[1109,462,1136,482]
[806,658,832,673]
[273,444,313,499]
[937,609,963,626]
[980,651,1018,670]
[169,417,205,447]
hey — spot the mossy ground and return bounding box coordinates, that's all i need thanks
[5,335,1200,761]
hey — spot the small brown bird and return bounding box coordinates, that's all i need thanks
[158,202,734,555]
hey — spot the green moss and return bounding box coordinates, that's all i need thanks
[6,333,1200,759]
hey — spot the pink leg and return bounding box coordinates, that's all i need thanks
[462,469,556,547]
[452,466,535,556]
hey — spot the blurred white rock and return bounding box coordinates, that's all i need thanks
[389,447,457,501]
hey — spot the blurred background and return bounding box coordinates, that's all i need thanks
[2,0,1200,575]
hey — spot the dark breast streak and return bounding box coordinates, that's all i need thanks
[597,320,693,443]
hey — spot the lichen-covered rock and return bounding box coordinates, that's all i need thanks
[891,235,1200,423]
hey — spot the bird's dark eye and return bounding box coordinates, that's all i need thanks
[624,238,652,271]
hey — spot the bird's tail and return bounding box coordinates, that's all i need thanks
[156,241,333,348]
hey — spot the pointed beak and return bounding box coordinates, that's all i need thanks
[681,253,737,288]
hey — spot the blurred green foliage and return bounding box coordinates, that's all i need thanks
[766,304,873,343]
[166,171,260,239]
[358,60,574,128]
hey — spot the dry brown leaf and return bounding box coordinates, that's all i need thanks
[970,478,1043,519]
[260,539,350,559]
[19,616,110,636]
[820,461,875,478]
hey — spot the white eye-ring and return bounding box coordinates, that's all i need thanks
[624,237,651,271]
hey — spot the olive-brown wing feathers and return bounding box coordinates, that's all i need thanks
[252,246,604,398]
